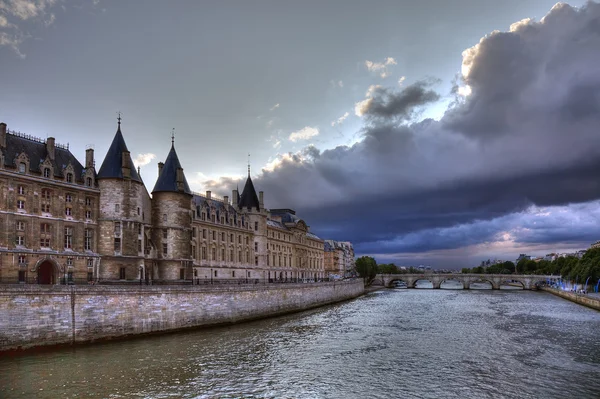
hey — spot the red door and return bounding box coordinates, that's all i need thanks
[38,262,54,285]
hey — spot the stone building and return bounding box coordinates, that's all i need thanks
[324,240,355,278]
[0,120,325,284]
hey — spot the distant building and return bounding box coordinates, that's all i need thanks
[324,240,355,277]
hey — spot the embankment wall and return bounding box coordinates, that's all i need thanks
[540,286,600,311]
[0,280,364,351]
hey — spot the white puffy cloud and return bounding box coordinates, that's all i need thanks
[365,57,397,78]
[269,103,280,111]
[288,126,319,142]
[133,153,156,168]
[398,76,406,86]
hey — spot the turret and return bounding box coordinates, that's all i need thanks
[151,135,193,281]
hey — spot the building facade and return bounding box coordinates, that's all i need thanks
[0,120,326,284]
[324,240,355,278]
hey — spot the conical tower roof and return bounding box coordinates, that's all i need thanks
[239,169,260,210]
[152,143,192,195]
[97,122,142,182]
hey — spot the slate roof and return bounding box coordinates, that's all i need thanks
[152,144,192,195]
[267,219,289,231]
[4,133,86,182]
[270,209,301,225]
[238,175,260,210]
[193,195,237,214]
[97,125,142,182]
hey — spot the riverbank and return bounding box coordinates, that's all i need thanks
[540,286,600,311]
[0,280,364,352]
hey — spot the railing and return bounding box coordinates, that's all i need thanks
[7,129,69,149]
[0,277,336,286]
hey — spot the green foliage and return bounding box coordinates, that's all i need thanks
[356,256,378,286]
[377,263,400,274]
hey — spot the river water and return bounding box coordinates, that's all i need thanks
[1,289,599,399]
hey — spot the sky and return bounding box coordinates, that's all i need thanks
[1,0,600,268]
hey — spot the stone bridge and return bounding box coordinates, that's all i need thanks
[373,274,557,290]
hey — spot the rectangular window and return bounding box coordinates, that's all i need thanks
[163,229,168,239]
[42,189,51,199]
[114,222,121,236]
[44,168,51,178]
[214,270,217,277]
[86,210,92,219]
[84,229,93,251]
[212,247,216,261]
[87,272,94,282]
[221,232,225,241]
[115,204,120,212]
[42,204,51,213]
[239,250,242,263]
[255,242,258,252]
[40,238,50,248]
[16,221,25,230]
[238,236,241,244]
[65,194,72,203]
[221,248,225,261]
[232,270,236,278]
[138,239,142,252]
[119,267,126,280]
[66,173,73,183]
[230,249,234,262]
[192,227,196,238]
[163,214,167,223]
[18,185,25,195]
[87,258,94,267]
[18,255,26,265]
[203,229,206,239]
[202,247,206,260]
[17,200,25,209]
[64,227,72,249]
[255,256,258,266]
[65,207,72,216]
[114,237,121,252]
[230,234,233,242]
[18,270,26,282]
[138,224,142,234]
[179,269,185,280]
[163,243,168,256]
[85,197,91,206]
[66,257,73,266]
[212,231,216,240]
[255,222,258,231]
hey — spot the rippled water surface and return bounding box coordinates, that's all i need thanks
[1,289,599,398]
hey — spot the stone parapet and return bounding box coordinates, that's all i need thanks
[0,280,364,352]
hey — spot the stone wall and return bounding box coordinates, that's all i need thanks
[540,287,600,311]
[0,279,364,351]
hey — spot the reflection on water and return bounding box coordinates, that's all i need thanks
[1,290,599,398]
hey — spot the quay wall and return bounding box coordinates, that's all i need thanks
[540,287,600,311]
[0,280,364,351]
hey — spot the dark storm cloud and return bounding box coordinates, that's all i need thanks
[356,80,440,120]
[206,2,600,257]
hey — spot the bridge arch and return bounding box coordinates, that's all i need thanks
[388,278,410,288]
[499,279,525,290]
[467,278,496,289]
[439,278,465,289]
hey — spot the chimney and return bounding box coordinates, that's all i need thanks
[206,190,211,200]
[158,162,164,176]
[122,151,131,178]
[224,195,229,206]
[259,191,264,208]
[85,148,94,168]
[232,189,238,207]
[46,137,55,160]
[0,123,6,148]
[176,167,184,191]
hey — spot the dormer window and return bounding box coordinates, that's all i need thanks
[18,162,26,173]
[66,173,73,183]
[44,168,51,178]
[86,177,92,187]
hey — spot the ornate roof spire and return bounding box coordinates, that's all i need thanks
[117,111,122,130]
[171,128,175,146]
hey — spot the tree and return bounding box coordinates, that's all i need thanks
[378,263,399,274]
[356,256,378,286]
